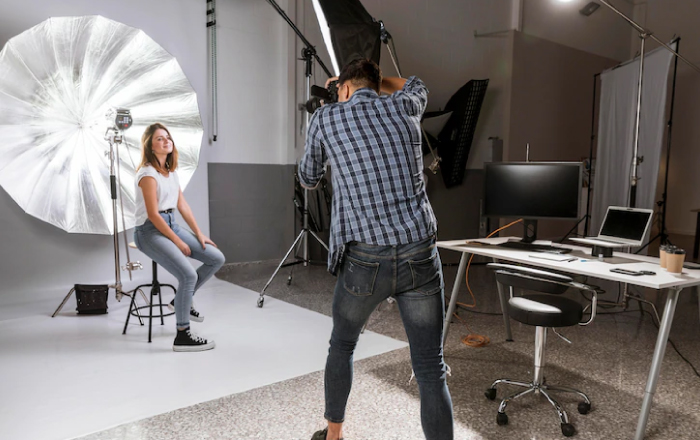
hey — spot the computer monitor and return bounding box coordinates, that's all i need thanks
[484,162,582,242]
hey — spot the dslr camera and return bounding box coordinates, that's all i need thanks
[304,80,339,114]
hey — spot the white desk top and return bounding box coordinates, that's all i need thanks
[438,237,700,290]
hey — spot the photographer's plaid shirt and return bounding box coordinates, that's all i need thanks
[299,76,437,275]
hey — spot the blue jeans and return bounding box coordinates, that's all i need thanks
[133,212,226,328]
[324,237,454,440]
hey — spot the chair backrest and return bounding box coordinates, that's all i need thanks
[488,263,573,295]
[487,263,601,325]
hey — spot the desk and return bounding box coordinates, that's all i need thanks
[437,238,700,440]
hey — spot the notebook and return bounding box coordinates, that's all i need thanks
[570,206,654,248]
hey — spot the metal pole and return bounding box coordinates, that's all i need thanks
[108,138,122,295]
[629,34,646,208]
[585,73,599,237]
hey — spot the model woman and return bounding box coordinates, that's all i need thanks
[134,123,225,352]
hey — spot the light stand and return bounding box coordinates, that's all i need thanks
[597,0,700,208]
[257,0,331,308]
[636,38,681,252]
[52,123,147,317]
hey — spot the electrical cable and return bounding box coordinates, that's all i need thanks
[447,218,524,348]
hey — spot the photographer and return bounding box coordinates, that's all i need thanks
[299,59,454,440]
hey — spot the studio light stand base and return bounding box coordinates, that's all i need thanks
[52,285,148,320]
[257,223,328,308]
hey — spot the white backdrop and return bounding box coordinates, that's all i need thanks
[591,42,677,235]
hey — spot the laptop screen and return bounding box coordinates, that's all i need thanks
[599,208,653,242]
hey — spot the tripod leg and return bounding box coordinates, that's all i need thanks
[308,229,329,251]
[259,230,306,305]
[52,288,76,317]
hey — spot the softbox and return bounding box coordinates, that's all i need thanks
[311,0,381,75]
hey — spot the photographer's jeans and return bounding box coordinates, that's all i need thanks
[134,212,225,328]
[324,237,454,440]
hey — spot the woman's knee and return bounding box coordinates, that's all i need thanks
[179,266,198,288]
[211,248,225,268]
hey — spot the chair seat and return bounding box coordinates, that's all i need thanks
[509,294,583,327]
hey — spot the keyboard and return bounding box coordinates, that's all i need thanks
[497,241,572,254]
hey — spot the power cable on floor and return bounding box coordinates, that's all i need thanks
[447,219,523,348]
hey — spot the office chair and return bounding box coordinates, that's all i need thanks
[484,263,601,437]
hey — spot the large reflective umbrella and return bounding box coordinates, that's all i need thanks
[0,15,203,234]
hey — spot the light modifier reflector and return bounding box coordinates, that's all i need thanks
[311,0,340,76]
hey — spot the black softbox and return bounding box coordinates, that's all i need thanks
[312,0,382,75]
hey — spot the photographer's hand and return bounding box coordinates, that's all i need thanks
[325,76,339,89]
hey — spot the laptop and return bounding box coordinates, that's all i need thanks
[570,206,654,248]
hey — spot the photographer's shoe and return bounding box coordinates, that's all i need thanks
[310,428,344,440]
[173,327,215,352]
[167,299,205,322]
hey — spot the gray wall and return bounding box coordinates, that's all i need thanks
[208,163,296,263]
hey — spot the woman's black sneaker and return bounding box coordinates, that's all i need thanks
[167,299,205,322]
[173,328,215,352]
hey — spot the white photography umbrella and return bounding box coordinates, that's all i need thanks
[0,15,203,235]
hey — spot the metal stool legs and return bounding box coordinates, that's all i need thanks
[485,327,590,437]
[122,261,175,342]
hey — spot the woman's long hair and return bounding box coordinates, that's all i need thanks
[137,123,179,173]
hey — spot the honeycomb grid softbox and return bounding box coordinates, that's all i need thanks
[311,0,382,75]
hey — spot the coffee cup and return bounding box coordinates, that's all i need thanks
[666,248,686,274]
[659,245,673,268]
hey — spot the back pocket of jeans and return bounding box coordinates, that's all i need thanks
[408,253,442,295]
[343,255,380,297]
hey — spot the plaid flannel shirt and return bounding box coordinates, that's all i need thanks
[298,76,437,274]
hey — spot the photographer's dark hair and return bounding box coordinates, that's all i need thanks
[338,59,382,93]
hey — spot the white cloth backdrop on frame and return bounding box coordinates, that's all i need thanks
[590,42,677,236]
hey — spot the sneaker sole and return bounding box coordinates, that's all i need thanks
[173,341,216,352]
[167,303,205,323]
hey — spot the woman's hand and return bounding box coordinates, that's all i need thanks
[197,233,218,250]
[175,238,191,256]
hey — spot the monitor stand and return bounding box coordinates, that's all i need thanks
[591,245,614,258]
[521,219,538,243]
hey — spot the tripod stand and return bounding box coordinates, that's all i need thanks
[52,123,147,317]
[258,1,332,308]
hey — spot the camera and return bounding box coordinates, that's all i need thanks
[304,80,339,114]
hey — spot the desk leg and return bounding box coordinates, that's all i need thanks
[443,252,469,345]
[695,213,700,260]
[633,287,681,440]
[496,280,513,341]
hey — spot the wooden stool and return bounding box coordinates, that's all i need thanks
[122,242,176,342]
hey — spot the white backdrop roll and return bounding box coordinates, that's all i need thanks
[591,42,676,236]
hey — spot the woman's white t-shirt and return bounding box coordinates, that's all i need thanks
[134,164,181,226]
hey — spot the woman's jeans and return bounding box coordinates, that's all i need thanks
[134,212,225,328]
[324,237,454,440]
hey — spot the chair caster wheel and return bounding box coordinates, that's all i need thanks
[257,297,264,308]
[484,388,497,400]
[561,423,576,437]
[496,412,508,426]
[578,402,591,415]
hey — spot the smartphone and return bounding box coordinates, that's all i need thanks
[610,268,644,276]
[683,262,700,270]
